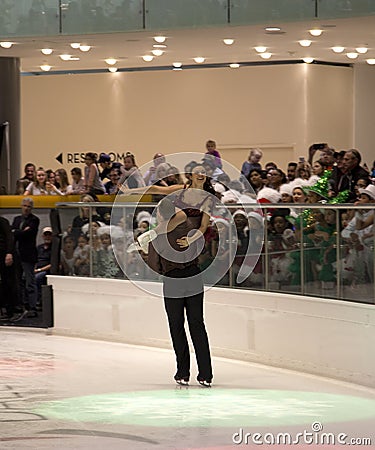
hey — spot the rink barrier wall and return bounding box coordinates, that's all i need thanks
[48,276,375,388]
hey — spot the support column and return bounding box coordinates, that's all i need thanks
[0,57,21,195]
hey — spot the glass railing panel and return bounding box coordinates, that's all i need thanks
[338,205,375,303]
[0,0,59,37]
[145,0,228,30]
[317,0,375,19]
[55,202,374,305]
[60,0,144,35]
[230,0,316,25]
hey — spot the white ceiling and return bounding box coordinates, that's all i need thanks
[2,15,375,73]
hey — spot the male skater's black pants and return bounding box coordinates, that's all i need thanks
[163,265,212,382]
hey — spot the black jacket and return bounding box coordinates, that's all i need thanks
[11,213,39,263]
[0,216,14,254]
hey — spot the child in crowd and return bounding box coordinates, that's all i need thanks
[73,233,90,276]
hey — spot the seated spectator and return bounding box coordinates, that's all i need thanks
[69,167,86,194]
[287,162,297,183]
[52,168,72,195]
[24,167,53,196]
[84,152,105,195]
[70,194,104,241]
[309,160,325,185]
[267,168,287,190]
[153,162,172,186]
[247,169,264,195]
[165,166,184,186]
[143,153,166,186]
[241,148,263,179]
[329,149,370,202]
[15,163,36,195]
[104,168,121,194]
[205,139,222,169]
[60,235,76,276]
[73,233,90,276]
[98,153,122,181]
[34,226,52,308]
[202,154,224,182]
[279,184,293,203]
[119,152,145,189]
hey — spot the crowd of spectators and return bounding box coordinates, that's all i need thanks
[4,141,375,303]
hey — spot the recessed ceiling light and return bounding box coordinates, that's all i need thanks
[69,57,80,61]
[366,58,375,65]
[260,52,272,59]
[346,52,358,59]
[356,47,368,54]
[154,36,166,43]
[299,40,312,47]
[254,46,267,53]
[108,67,118,73]
[41,48,53,55]
[79,45,91,52]
[173,68,182,71]
[332,46,345,53]
[303,57,314,63]
[0,41,13,48]
[194,57,205,63]
[173,62,182,68]
[229,63,240,68]
[105,58,117,65]
[153,44,167,49]
[265,27,281,32]
[142,55,154,62]
[223,39,234,45]
[60,54,72,61]
[151,49,164,56]
[40,64,51,71]
[309,29,323,37]
[70,43,81,49]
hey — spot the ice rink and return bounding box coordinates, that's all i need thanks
[0,329,374,449]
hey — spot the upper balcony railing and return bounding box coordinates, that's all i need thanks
[0,1,374,38]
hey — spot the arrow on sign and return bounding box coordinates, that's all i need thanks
[56,153,63,164]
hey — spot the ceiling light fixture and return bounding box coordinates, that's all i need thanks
[105,58,117,65]
[70,43,81,49]
[153,44,167,49]
[254,46,267,53]
[356,47,368,54]
[41,48,53,55]
[346,52,358,59]
[303,57,314,63]
[0,41,13,48]
[194,57,205,63]
[229,63,240,68]
[40,64,51,71]
[332,46,345,53]
[260,52,272,59]
[173,68,182,71]
[265,27,281,32]
[108,67,118,73]
[299,40,312,47]
[154,36,166,43]
[173,62,182,68]
[69,57,80,61]
[151,49,164,56]
[142,55,154,62]
[223,39,234,45]
[309,29,323,37]
[79,45,91,52]
[60,54,72,61]
[366,58,375,65]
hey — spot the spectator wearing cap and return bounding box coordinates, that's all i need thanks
[34,226,53,308]
[98,153,122,181]
[279,184,293,203]
[329,149,370,202]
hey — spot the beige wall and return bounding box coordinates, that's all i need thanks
[21,63,354,177]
